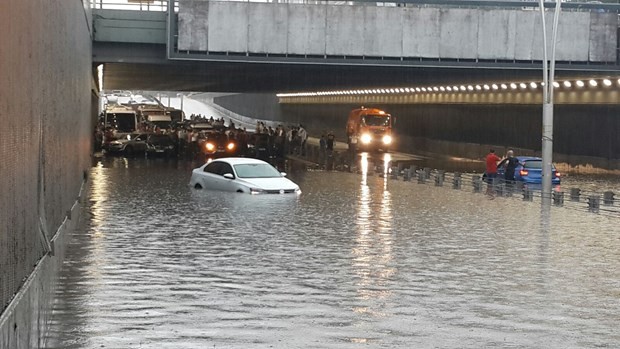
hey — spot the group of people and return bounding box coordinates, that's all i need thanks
[485,148,520,184]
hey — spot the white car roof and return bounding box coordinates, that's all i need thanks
[212,157,270,166]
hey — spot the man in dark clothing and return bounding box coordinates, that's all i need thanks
[497,150,520,183]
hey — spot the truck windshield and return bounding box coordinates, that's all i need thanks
[108,113,136,132]
[363,115,390,127]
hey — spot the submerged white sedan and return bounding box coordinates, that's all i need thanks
[189,158,301,194]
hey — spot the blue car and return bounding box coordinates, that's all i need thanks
[496,156,561,185]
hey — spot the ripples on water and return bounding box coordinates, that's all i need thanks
[46,156,620,348]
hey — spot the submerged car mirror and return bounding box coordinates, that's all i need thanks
[280,172,287,177]
[223,173,234,179]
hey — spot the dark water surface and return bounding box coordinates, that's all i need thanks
[45,156,620,349]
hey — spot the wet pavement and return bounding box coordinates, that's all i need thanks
[45,156,620,349]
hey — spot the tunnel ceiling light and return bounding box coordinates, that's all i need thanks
[576,80,585,87]
[446,86,452,91]
[483,84,490,90]
[519,83,527,89]
[433,87,439,92]
[617,78,620,85]
[405,88,411,93]
[589,79,598,87]
[501,84,508,90]
[475,85,482,91]
[510,83,517,89]
[563,81,571,88]
[467,85,474,91]
[415,88,421,92]
[453,86,459,91]
[530,82,537,88]
[460,86,467,91]
[491,84,498,90]
[603,79,612,86]
[422,87,428,92]
[440,86,446,91]
[553,82,560,88]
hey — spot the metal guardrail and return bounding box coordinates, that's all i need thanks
[92,0,620,11]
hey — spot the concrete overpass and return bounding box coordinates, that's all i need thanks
[93,0,620,92]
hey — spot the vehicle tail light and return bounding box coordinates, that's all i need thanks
[519,169,529,176]
[555,172,561,178]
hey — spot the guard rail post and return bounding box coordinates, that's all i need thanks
[603,191,615,206]
[391,166,399,180]
[453,172,462,190]
[570,188,581,202]
[553,191,564,206]
[417,170,426,184]
[523,188,533,201]
[472,175,482,193]
[434,172,444,187]
[587,195,600,213]
[423,167,432,180]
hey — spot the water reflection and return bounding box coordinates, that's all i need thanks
[353,153,394,319]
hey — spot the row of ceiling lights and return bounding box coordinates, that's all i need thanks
[276,78,620,98]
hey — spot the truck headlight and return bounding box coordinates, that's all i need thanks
[361,133,372,144]
[227,143,235,150]
[205,143,215,151]
[382,135,392,145]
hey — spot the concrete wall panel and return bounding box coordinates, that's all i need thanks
[248,4,288,54]
[363,7,402,57]
[514,11,537,60]
[589,13,617,62]
[0,0,93,346]
[402,8,440,58]
[207,2,248,52]
[178,2,615,62]
[439,9,479,59]
[556,12,590,61]
[326,5,365,56]
[287,5,327,55]
[178,1,209,51]
[477,10,516,60]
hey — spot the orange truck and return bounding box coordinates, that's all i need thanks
[346,107,394,152]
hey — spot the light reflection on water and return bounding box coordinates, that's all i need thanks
[45,157,620,349]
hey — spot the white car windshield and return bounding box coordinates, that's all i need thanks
[234,164,282,178]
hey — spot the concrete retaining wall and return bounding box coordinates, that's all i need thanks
[178,1,617,62]
[0,0,93,346]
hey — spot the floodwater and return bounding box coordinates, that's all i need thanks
[45,155,620,349]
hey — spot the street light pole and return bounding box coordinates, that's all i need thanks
[538,0,561,205]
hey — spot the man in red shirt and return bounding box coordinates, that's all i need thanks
[485,149,501,183]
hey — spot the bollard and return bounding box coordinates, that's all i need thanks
[513,181,524,194]
[495,183,505,197]
[434,173,444,187]
[570,188,581,202]
[472,175,482,193]
[603,191,615,206]
[453,172,462,190]
[437,170,446,181]
[423,167,432,180]
[588,195,600,213]
[553,191,564,206]
[390,166,399,180]
[522,188,533,201]
[402,167,411,181]
[417,170,426,184]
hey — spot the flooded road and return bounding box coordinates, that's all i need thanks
[46,156,620,348]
